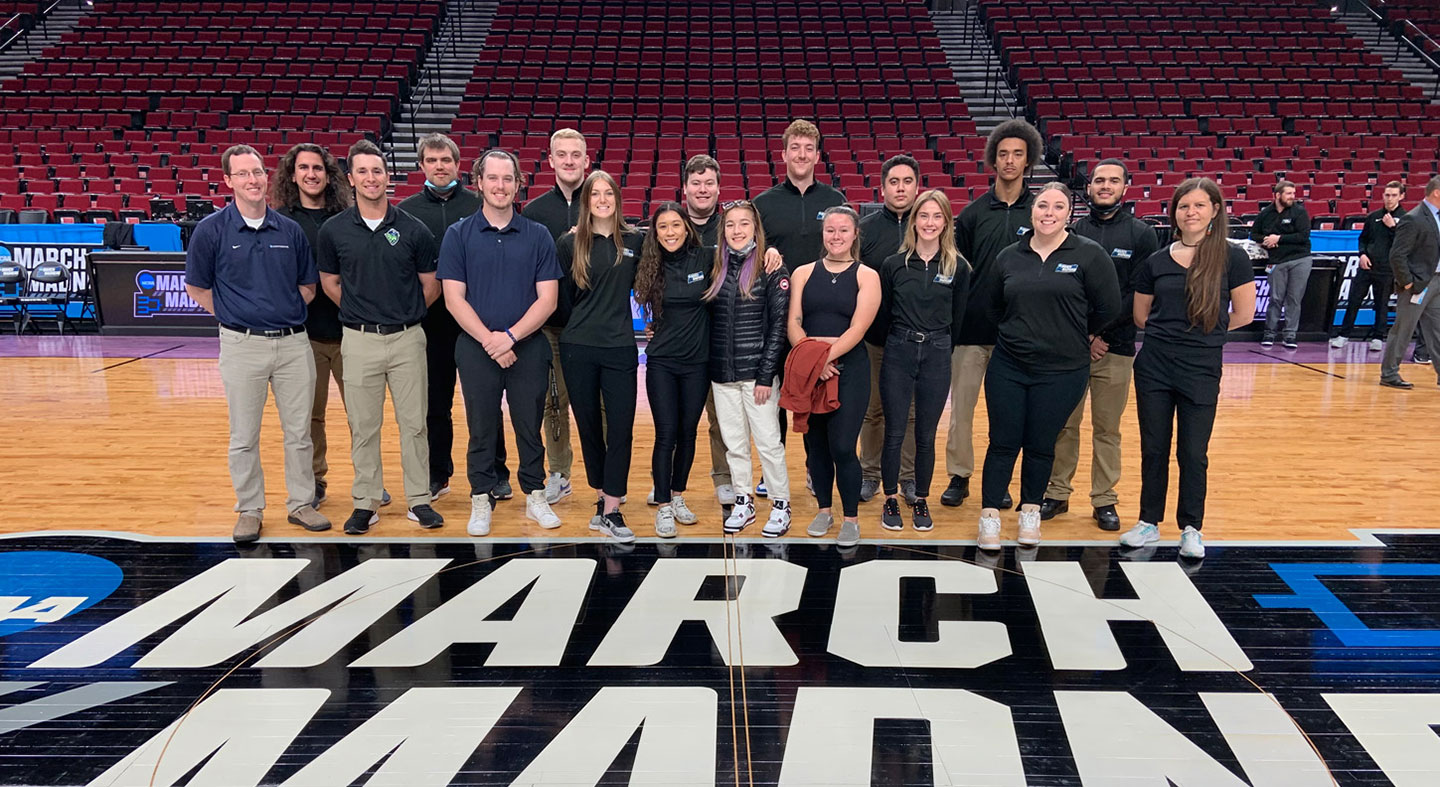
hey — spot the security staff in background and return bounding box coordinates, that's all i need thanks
[1331,181,1403,352]
[1041,159,1158,532]
[1252,180,1312,349]
[185,144,330,542]
[942,118,1043,509]
[523,128,590,505]
[857,154,919,505]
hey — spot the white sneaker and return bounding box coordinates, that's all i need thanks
[671,494,698,524]
[595,511,636,544]
[1017,509,1042,545]
[715,483,736,506]
[763,500,791,538]
[647,487,658,506]
[655,505,677,538]
[467,494,492,537]
[1369,338,1384,352]
[977,514,1002,552]
[544,472,571,504]
[1329,336,1347,349]
[525,489,561,529]
[1178,526,1205,559]
[724,494,756,534]
[1120,521,1160,548]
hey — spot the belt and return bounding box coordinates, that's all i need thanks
[343,321,421,336]
[890,326,939,343]
[221,323,305,338]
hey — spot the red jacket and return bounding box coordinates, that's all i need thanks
[779,338,839,433]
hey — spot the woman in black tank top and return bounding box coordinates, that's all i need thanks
[787,206,881,546]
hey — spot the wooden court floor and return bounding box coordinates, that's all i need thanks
[1,347,1435,543]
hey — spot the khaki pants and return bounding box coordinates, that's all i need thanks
[1046,351,1134,507]
[341,325,430,510]
[309,338,344,490]
[705,391,731,488]
[542,325,574,479]
[859,341,915,482]
[711,380,790,500]
[944,344,993,479]
[217,327,316,514]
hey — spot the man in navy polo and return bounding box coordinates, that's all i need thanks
[185,144,331,543]
[439,149,564,537]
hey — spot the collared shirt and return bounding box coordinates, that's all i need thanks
[1428,202,1440,273]
[184,203,315,330]
[879,250,970,340]
[954,185,1035,345]
[521,184,581,241]
[276,204,343,340]
[989,232,1121,373]
[557,230,645,349]
[752,178,847,270]
[645,245,712,364]
[316,205,437,326]
[1070,207,1159,357]
[436,209,562,330]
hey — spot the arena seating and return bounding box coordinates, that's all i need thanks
[1382,0,1440,45]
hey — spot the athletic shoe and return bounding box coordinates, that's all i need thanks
[344,508,378,536]
[1093,505,1122,532]
[525,490,561,529]
[859,478,880,502]
[807,511,834,537]
[1329,336,1347,349]
[912,499,933,531]
[380,489,392,506]
[311,482,327,508]
[762,500,791,538]
[1039,497,1068,520]
[655,505,677,538]
[1119,521,1160,548]
[544,472,572,503]
[493,478,514,500]
[1017,509,1042,546]
[407,504,444,529]
[233,511,262,543]
[715,483,736,506]
[1178,526,1205,559]
[755,477,768,498]
[467,494,493,537]
[671,495,698,524]
[287,504,331,532]
[836,518,860,547]
[900,480,918,505]
[724,494,757,534]
[429,479,451,499]
[1415,352,1432,364]
[977,514,1002,552]
[1260,332,1276,347]
[1282,336,1298,350]
[941,475,969,507]
[595,511,636,544]
[1000,491,1013,509]
[647,488,658,506]
[1369,338,1384,352]
[880,497,903,531]
[588,498,606,531]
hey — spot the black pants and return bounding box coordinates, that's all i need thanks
[426,302,507,488]
[454,331,548,496]
[561,343,637,498]
[1134,341,1221,530]
[981,347,1088,510]
[880,331,951,498]
[804,344,868,517]
[1332,269,1394,341]
[646,357,709,504]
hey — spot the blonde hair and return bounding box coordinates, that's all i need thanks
[549,127,586,151]
[569,170,634,291]
[782,119,820,149]
[900,190,966,278]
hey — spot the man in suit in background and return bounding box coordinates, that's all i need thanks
[1380,175,1440,389]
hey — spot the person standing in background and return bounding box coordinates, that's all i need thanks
[1252,180,1311,349]
[1331,181,1403,352]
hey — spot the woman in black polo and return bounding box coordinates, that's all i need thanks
[877,190,970,532]
[1120,177,1256,560]
[557,170,644,544]
[979,182,1121,551]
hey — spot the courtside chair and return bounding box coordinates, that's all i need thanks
[17,261,73,335]
[0,262,25,334]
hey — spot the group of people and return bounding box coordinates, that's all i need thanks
[186,117,1283,560]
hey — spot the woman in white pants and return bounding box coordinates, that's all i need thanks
[704,201,792,535]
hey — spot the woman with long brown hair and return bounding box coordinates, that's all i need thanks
[1120,177,1256,559]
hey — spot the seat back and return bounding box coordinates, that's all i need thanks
[17,208,49,224]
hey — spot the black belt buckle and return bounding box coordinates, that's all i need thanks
[907,330,929,343]
[349,322,418,336]
[224,323,302,338]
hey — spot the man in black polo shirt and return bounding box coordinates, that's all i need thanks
[396,133,512,504]
[1042,159,1158,531]
[441,149,565,537]
[184,143,330,543]
[317,140,443,535]
[858,154,919,503]
[753,119,847,268]
[942,118,1042,508]
[1332,180,1403,352]
[1251,180,1312,349]
[522,127,589,504]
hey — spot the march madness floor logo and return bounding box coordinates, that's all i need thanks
[1,534,1438,786]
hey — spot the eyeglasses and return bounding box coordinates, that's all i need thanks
[228,169,266,181]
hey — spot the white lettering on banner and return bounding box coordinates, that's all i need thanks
[587,558,807,667]
[351,558,594,668]
[511,687,717,786]
[85,688,329,787]
[29,558,449,669]
[1324,693,1440,786]
[828,560,1011,668]
[777,687,1027,786]
[1022,562,1253,671]
[1057,691,1333,786]
[280,687,522,787]
[6,245,93,290]
[0,595,87,624]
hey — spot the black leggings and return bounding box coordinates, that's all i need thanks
[880,331,951,498]
[981,347,1088,510]
[804,344,869,518]
[560,343,637,498]
[1134,341,1221,531]
[646,357,709,504]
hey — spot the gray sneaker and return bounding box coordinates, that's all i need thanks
[836,518,861,547]
[655,506,678,538]
[493,478,514,500]
[287,504,331,532]
[807,511,834,537]
[596,511,636,544]
[233,511,262,543]
[859,478,880,502]
[900,480,918,505]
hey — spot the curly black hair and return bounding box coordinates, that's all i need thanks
[269,143,352,212]
[984,119,1044,176]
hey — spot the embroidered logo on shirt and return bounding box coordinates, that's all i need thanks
[268,244,290,249]
[231,244,242,249]
[816,211,826,220]
[933,273,954,285]
[1281,219,1292,225]
[623,248,635,258]
[1017,227,1032,236]
[686,271,705,284]
[1054,263,1079,274]
[384,229,400,246]
[1111,248,1133,259]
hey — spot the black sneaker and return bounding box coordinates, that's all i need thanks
[912,498,933,531]
[1282,335,1298,349]
[1039,497,1068,520]
[311,482,327,508]
[1001,491,1014,509]
[493,478,514,500]
[407,504,444,529]
[1093,504,1121,531]
[343,508,378,535]
[940,475,969,507]
[881,497,903,530]
[1260,331,1276,348]
[429,479,451,499]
